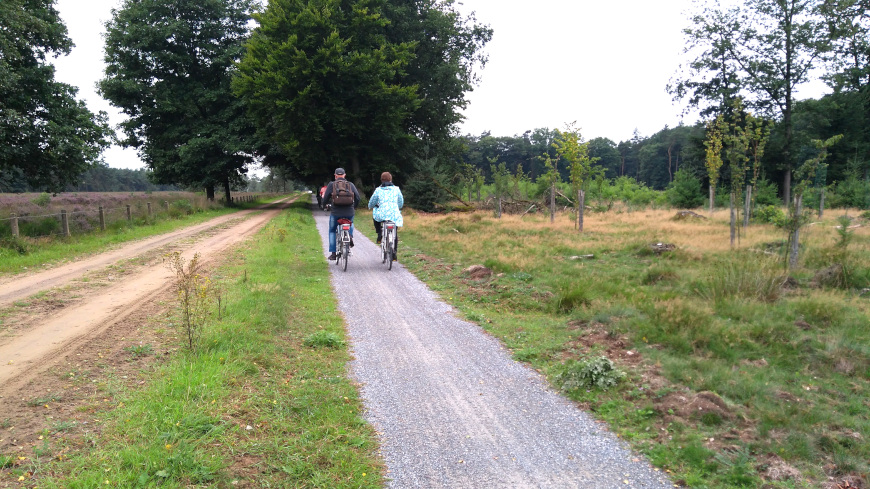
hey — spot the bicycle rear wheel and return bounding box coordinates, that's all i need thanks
[387,230,394,270]
[342,241,349,271]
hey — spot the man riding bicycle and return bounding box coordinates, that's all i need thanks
[368,171,404,261]
[323,168,361,261]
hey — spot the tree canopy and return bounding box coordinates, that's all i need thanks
[233,0,492,186]
[0,0,112,192]
[100,0,257,200]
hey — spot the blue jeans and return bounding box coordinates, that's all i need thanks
[328,214,354,253]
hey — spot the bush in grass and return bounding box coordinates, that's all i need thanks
[172,199,194,215]
[753,205,787,227]
[31,192,51,207]
[695,259,785,303]
[0,236,29,255]
[556,356,626,392]
[553,285,591,312]
[666,169,704,209]
[753,177,781,206]
[303,330,344,349]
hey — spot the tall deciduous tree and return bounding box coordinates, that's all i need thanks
[0,0,112,192]
[234,0,491,184]
[674,0,826,205]
[734,0,826,205]
[100,0,257,201]
[669,1,744,118]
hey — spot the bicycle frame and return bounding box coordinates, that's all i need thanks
[336,219,352,271]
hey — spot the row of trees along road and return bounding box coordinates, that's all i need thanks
[99,0,491,199]
[2,0,491,198]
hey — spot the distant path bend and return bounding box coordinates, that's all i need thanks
[314,202,674,488]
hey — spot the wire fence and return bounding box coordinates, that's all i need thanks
[0,193,261,240]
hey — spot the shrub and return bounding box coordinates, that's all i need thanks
[828,175,870,209]
[0,236,29,255]
[753,177,781,206]
[556,356,626,392]
[753,205,787,227]
[553,285,591,312]
[666,169,704,209]
[303,331,344,349]
[172,199,194,215]
[695,259,785,303]
[31,192,51,207]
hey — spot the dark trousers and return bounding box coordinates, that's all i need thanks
[373,219,398,255]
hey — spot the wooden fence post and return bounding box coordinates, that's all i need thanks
[126,204,132,222]
[147,202,152,217]
[61,209,70,237]
[10,214,19,237]
[99,206,105,231]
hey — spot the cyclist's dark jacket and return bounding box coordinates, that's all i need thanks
[323,178,361,218]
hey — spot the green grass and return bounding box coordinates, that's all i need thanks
[28,200,383,488]
[374,208,870,489]
[0,197,285,276]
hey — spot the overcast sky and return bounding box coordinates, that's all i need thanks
[50,0,829,170]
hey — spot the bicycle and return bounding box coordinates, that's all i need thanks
[380,220,397,270]
[335,218,352,271]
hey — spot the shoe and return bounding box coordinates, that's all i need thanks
[376,238,382,245]
[328,253,337,260]
[349,238,355,248]
[392,256,397,262]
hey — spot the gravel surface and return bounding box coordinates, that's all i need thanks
[314,203,674,488]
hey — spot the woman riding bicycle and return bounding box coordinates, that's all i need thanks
[368,172,404,261]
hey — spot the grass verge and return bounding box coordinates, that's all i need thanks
[17,200,382,488]
[360,207,870,489]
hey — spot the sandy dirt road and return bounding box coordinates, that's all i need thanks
[0,199,292,398]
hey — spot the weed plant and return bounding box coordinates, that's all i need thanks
[32,200,382,487]
[386,206,870,488]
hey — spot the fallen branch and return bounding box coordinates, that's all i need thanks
[429,177,471,207]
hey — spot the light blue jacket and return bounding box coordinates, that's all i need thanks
[368,183,404,227]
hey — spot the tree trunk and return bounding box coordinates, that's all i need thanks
[788,194,802,269]
[744,185,752,228]
[729,192,736,249]
[496,195,502,219]
[578,189,585,233]
[818,188,825,219]
[223,176,231,204]
[550,183,555,223]
[351,154,361,186]
[783,168,792,207]
[206,186,215,201]
[709,185,715,217]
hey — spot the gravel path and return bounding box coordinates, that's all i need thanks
[314,203,674,488]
